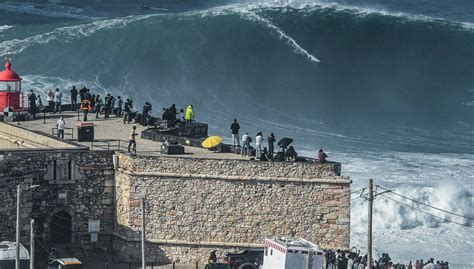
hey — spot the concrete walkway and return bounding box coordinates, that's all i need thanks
[18,111,251,160]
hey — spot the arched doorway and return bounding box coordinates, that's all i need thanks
[50,211,72,243]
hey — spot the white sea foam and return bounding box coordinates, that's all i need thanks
[0,25,13,33]
[0,2,90,20]
[339,150,474,266]
[0,14,161,56]
[243,11,321,63]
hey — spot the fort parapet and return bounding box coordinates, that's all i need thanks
[114,153,350,263]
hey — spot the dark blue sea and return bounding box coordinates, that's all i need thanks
[0,0,472,266]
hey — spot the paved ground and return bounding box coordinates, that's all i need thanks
[86,262,197,269]
[18,110,251,160]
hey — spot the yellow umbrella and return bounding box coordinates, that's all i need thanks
[202,136,223,149]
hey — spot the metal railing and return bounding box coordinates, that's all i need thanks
[91,139,128,151]
[51,127,75,139]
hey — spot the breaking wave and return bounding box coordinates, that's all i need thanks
[1,1,474,266]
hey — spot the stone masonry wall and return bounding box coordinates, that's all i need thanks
[115,153,350,264]
[0,149,115,252]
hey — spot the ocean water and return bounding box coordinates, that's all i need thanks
[0,0,473,267]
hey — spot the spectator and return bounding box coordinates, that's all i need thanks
[70,86,78,111]
[179,108,185,123]
[28,90,37,119]
[318,149,328,163]
[268,133,275,160]
[54,88,62,113]
[230,119,240,147]
[123,99,133,124]
[104,94,112,119]
[56,116,65,139]
[185,105,194,126]
[241,133,250,157]
[47,89,54,112]
[255,132,263,159]
[162,108,170,128]
[37,94,43,110]
[114,96,123,117]
[79,86,87,101]
[94,95,102,119]
[80,99,92,122]
[141,102,152,126]
[169,104,177,123]
[128,126,137,153]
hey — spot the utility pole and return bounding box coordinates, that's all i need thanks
[367,179,374,269]
[141,197,146,269]
[16,185,21,269]
[30,219,35,269]
[15,185,39,269]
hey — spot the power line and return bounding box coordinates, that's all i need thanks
[380,194,472,228]
[351,196,365,201]
[351,187,367,195]
[377,185,474,221]
[35,238,51,255]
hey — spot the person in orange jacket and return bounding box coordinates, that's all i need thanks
[80,99,92,122]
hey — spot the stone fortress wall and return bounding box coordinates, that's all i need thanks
[0,121,351,265]
[0,149,116,254]
[114,153,351,264]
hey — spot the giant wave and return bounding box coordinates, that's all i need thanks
[1,2,473,266]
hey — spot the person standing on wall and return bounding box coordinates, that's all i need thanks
[185,105,194,126]
[54,88,62,113]
[241,132,249,157]
[123,98,132,124]
[70,86,78,111]
[94,94,102,119]
[179,108,185,123]
[56,116,65,139]
[255,132,263,159]
[318,149,328,163]
[80,99,92,122]
[104,94,112,119]
[230,119,240,148]
[128,125,137,153]
[79,85,87,101]
[268,133,275,160]
[37,94,43,111]
[28,89,37,119]
[169,104,177,125]
[47,89,54,112]
[114,96,123,117]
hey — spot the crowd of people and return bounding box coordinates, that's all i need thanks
[325,250,450,269]
[230,118,329,162]
[24,85,198,151]
[26,86,328,161]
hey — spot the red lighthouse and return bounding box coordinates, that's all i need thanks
[0,57,23,112]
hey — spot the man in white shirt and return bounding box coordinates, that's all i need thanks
[128,126,137,153]
[255,132,263,159]
[54,88,62,113]
[56,116,65,139]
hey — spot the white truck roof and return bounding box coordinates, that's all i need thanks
[263,237,324,269]
[0,241,30,260]
[265,237,323,253]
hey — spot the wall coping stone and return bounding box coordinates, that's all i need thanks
[118,169,351,184]
[120,152,341,166]
[113,232,264,248]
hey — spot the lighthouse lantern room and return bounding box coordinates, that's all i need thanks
[0,56,23,112]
